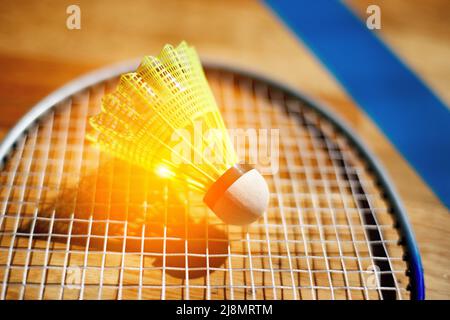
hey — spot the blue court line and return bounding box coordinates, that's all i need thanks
[263,0,450,210]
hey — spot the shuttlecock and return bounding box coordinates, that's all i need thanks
[88,42,269,225]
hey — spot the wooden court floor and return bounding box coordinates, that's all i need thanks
[0,0,448,299]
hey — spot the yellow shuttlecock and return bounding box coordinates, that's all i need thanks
[89,42,269,225]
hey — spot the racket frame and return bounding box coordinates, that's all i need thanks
[0,60,425,300]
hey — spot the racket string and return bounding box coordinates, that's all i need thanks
[0,69,410,299]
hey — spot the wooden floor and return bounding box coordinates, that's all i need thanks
[0,0,448,299]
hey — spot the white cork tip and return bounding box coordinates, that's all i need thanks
[204,166,269,225]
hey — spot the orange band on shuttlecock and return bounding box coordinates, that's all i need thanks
[203,164,253,209]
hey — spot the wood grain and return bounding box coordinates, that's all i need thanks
[0,0,448,299]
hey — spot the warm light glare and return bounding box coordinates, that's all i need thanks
[156,165,174,179]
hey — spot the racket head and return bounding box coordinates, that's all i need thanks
[0,61,424,300]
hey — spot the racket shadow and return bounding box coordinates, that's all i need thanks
[17,158,229,281]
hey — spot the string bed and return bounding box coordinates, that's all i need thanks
[0,67,409,300]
